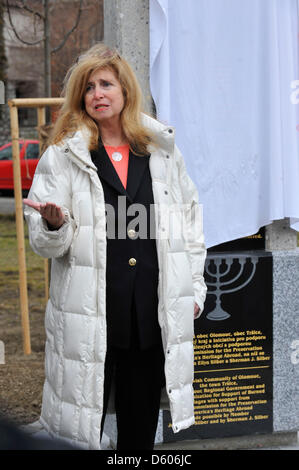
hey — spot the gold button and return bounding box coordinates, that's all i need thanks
[128,229,136,239]
[129,258,137,266]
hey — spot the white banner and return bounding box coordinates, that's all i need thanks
[150,0,299,248]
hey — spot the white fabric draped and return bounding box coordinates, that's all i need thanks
[149,0,299,248]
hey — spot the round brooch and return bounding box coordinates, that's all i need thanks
[112,152,123,162]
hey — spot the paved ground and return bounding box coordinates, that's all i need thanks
[0,196,15,215]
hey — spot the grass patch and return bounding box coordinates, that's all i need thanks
[0,214,46,425]
[0,215,47,313]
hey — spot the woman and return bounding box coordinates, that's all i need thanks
[23,43,207,450]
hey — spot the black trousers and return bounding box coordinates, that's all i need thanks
[100,302,165,450]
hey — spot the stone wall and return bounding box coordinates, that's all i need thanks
[0,81,38,146]
[0,82,14,146]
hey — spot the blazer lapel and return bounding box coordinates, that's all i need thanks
[126,151,150,201]
[91,144,150,203]
[90,144,132,202]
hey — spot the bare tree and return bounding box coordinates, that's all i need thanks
[0,1,7,84]
[0,1,7,119]
[51,0,103,98]
[5,0,83,98]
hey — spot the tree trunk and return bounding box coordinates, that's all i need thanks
[0,0,7,117]
[44,0,51,98]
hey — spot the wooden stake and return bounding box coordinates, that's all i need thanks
[8,97,65,355]
[8,98,64,108]
[37,107,46,137]
[9,104,31,355]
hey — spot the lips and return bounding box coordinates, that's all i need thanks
[95,104,109,110]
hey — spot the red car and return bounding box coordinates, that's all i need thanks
[0,140,40,193]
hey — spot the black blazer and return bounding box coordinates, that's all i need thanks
[90,143,161,350]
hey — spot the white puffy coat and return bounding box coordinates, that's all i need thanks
[24,113,207,449]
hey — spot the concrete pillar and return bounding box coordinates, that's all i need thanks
[104,0,152,113]
[265,218,298,251]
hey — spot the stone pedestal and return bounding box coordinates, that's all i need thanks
[272,250,299,432]
[266,218,298,251]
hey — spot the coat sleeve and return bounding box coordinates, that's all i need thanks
[24,144,76,259]
[174,145,207,318]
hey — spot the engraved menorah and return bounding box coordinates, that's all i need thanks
[205,255,259,321]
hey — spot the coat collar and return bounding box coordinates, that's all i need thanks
[64,113,175,164]
[141,113,175,154]
[65,127,97,171]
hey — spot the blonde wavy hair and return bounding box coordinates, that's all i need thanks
[49,43,155,155]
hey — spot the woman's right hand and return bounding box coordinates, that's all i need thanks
[23,198,65,230]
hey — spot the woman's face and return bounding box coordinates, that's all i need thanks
[84,68,125,127]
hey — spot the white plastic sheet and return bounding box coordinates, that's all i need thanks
[150,0,299,248]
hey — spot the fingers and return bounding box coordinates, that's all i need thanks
[39,202,60,219]
[23,199,62,216]
[23,199,65,228]
[40,203,65,227]
[23,198,42,212]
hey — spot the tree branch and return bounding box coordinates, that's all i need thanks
[6,0,44,45]
[20,0,44,21]
[6,1,44,20]
[51,0,83,54]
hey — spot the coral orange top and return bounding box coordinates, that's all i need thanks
[104,144,130,189]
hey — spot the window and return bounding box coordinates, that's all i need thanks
[25,143,39,159]
[15,81,37,127]
[0,144,22,161]
[0,146,12,160]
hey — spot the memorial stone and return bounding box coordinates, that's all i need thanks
[163,235,273,441]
